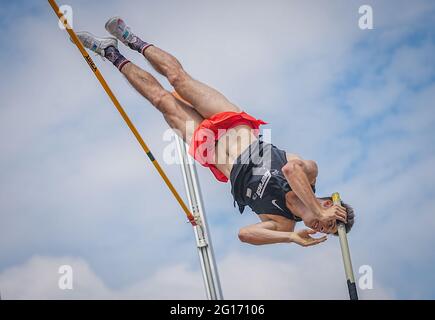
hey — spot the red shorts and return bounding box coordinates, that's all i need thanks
[189,111,267,182]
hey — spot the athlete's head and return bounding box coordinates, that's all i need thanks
[308,197,355,235]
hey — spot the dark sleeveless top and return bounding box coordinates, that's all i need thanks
[230,139,315,221]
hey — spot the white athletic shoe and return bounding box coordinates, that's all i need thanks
[105,16,137,46]
[74,31,118,57]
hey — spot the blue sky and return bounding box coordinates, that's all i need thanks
[0,0,434,299]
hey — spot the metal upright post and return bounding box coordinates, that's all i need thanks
[332,192,358,300]
[175,135,223,300]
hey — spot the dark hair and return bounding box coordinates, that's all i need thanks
[320,197,355,235]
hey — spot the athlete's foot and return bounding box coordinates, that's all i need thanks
[105,17,152,54]
[75,31,118,57]
[75,31,129,71]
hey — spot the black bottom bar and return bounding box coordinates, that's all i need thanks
[347,280,359,300]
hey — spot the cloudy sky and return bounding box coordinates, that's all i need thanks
[0,0,434,299]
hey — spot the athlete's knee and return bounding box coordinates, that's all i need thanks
[151,90,175,114]
[154,94,183,127]
[167,66,190,87]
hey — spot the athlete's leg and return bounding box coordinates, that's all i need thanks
[121,62,203,142]
[105,17,240,118]
[143,46,241,119]
[75,31,203,143]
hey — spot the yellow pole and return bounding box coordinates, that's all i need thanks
[48,0,196,226]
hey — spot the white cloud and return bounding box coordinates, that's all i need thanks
[0,252,392,300]
[0,256,112,299]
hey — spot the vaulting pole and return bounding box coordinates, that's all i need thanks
[47,0,196,226]
[175,135,223,300]
[332,192,358,300]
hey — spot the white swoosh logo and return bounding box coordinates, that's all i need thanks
[271,199,284,212]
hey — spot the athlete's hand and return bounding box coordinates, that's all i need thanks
[290,229,327,247]
[320,205,347,224]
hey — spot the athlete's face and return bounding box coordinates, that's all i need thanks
[309,199,338,234]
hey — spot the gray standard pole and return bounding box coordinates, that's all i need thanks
[175,135,223,300]
[332,192,358,300]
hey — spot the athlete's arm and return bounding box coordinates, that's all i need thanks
[282,156,346,224]
[282,156,322,217]
[238,216,326,246]
[285,153,318,185]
